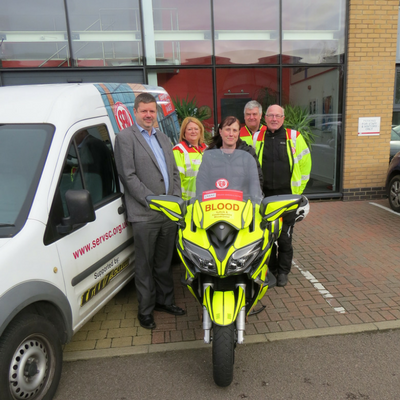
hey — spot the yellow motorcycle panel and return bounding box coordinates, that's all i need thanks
[203,286,246,326]
[194,199,253,230]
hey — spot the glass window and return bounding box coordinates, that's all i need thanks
[0,124,54,237]
[145,0,212,66]
[282,66,343,193]
[282,0,346,64]
[216,68,279,123]
[156,69,214,136]
[213,0,279,65]
[65,0,142,67]
[58,126,118,216]
[392,68,400,125]
[76,126,118,204]
[45,125,119,244]
[0,0,69,68]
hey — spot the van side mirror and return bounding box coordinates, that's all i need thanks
[260,194,304,222]
[146,195,186,227]
[57,189,96,234]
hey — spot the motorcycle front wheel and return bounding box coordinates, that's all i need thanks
[212,323,235,387]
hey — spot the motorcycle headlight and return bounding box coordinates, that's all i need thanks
[227,240,263,274]
[183,240,217,274]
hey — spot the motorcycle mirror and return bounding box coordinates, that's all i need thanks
[146,195,186,224]
[260,194,304,222]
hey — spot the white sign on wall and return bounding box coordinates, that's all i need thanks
[358,117,381,136]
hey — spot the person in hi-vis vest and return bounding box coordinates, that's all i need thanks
[254,104,311,287]
[239,100,266,147]
[173,117,207,200]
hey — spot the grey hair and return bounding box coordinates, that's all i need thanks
[244,100,262,115]
[266,105,285,116]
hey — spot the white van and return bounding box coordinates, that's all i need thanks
[0,83,180,399]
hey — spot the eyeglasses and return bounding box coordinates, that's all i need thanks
[265,114,284,119]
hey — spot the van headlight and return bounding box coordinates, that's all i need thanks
[183,240,217,274]
[227,240,263,274]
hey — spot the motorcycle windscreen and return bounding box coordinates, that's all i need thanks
[193,149,263,230]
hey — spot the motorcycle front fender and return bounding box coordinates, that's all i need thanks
[203,285,246,326]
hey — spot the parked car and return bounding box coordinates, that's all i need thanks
[386,150,400,212]
[0,83,180,399]
[390,125,400,161]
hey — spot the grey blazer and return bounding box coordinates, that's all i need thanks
[114,124,181,222]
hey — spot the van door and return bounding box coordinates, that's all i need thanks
[44,119,135,332]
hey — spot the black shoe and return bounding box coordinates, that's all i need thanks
[277,273,288,287]
[154,303,186,316]
[138,313,156,329]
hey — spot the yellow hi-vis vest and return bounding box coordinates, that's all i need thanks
[173,141,207,200]
[253,128,312,194]
[239,125,266,147]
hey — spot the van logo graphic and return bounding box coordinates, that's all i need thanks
[216,179,229,189]
[114,102,134,130]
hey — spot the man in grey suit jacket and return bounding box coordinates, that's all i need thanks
[114,92,185,329]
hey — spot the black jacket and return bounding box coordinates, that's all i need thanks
[236,139,264,189]
[262,126,291,196]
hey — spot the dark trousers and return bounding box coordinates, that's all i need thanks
[131,215,177,315]
[269,213,296,275]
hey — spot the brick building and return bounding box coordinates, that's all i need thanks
[0,0,399,200]
[343,0,398,200]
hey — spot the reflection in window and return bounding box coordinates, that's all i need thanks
[0,124,53,226]
[66,0,142,67]
[145,0,212,65]
[282,67,342,193]
[216,68,279,122]
[157,69,214,134]
[282,0,346,64]
[0,0,69,68]
[59,125,117,219]
[213,0,279,65]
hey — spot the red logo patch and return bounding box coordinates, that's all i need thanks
[114,102,134,130]
[216,179,229,189]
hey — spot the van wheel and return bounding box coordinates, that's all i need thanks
[388,175,400,212]
[0,314,63,400]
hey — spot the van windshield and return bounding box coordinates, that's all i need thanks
[0,124,54,237]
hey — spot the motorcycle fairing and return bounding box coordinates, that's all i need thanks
[181,206,210,249]
[193,199,253,230]
[179,203,270,277]
[247,283,270,315]
[250,247,271,281]
[203,285,246,326]
[262,219,282,249]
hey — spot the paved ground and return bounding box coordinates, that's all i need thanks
[63,198,400,361]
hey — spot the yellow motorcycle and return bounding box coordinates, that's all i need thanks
[147,149,308,387]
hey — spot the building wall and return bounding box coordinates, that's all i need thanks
[343,0,398,200]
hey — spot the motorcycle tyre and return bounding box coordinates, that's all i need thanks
[212,323,235,387]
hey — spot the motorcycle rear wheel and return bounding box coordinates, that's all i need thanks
[212,323,235,387]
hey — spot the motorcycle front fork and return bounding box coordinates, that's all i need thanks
[202,283,246,345]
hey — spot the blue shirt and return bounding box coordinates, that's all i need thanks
[137,123,169,193]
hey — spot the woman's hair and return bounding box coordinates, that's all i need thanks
[208,116,240,150]
[179,117,204,144]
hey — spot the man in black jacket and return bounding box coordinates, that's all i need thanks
[257,105,311,287]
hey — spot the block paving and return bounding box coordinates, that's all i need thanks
[63,199,400,355]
